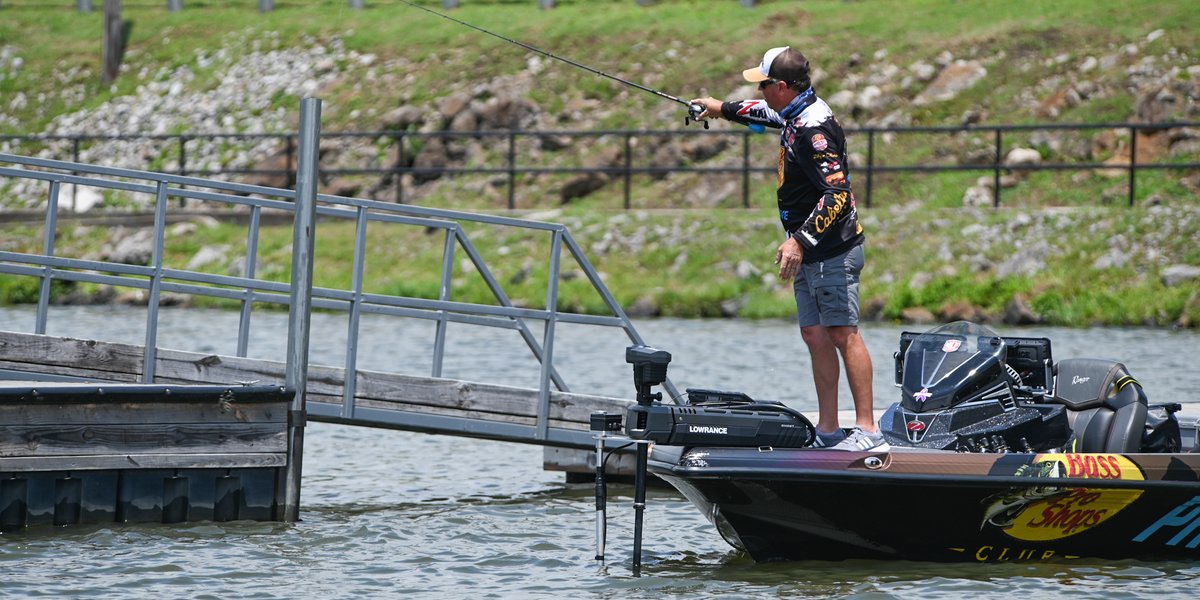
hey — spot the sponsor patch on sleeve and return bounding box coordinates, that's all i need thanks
[811,133,828,151]
[736,100,766,116]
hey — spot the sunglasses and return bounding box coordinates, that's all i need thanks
[758,79,780,90]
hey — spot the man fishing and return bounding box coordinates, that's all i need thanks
[690,46,885,452]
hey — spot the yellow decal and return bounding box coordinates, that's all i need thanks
[812,191,849,233]
[970,546,1078,562]
[1002,454,1144,542]
[777,148,785,188]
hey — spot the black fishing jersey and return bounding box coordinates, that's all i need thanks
[719,96,864,263]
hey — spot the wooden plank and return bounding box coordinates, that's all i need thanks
[0,331,144,375]
[306,393,629,433]
[0,359,140,383]
[0,402,285,426]
[0,452,287,472]
[0,424,286,457]
[0,330,632,428]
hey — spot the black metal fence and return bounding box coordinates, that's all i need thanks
[0,0,760,12]
[3,121,1198,210]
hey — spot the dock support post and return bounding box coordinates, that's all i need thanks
[282,97,321,523]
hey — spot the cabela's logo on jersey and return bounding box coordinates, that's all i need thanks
[980,455,1144,542]
[810,133,828,151]
[777,148,785,188]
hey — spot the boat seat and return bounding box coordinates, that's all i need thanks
[1052,358,1148,453]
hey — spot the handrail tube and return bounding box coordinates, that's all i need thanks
[432,227,456,378]
[342,205,370,418]
[142,180,170,381]
[536,230,563,439]
[236,205,262,357]
[35,180,60,335]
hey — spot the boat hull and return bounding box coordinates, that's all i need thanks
[651,447,1200,562]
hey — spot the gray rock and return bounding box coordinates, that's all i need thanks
[1161,264,1200,286]
[105,229,155,266]
[1003,295,1041,325]
[1005,147,1042,167]
[734,260,760,279]
[382,105,423,130]
[901,306,936,324]
[186,244,229,271]
[913,60,987,105]
[962,185,993,207]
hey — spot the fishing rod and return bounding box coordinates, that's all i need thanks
[398,0,708,128]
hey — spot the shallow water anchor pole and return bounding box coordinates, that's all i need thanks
[593,432,607,560]
[590,411,623,561]
[631,439,650,575]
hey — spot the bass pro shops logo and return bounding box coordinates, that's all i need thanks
[985,454,1144,542]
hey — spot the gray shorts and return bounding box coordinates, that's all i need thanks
[793,243,864,328]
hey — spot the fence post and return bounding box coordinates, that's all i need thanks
[282,97,321,524]
[864,129,875,208]
[349,0,364,8]
[624,133,632,210]
[286,134,294,187]
[168,0,182,12]
[178,135,187,177]
[394,132,405,204]
[72,137,81,212]
[77,0,93,12]
[443,0,458,9]
[508,131,516,209]
[102,0,122,84]
[741,0,756,6]
[742,131,750,208]
[1128,125,1137,207]
[259,0,273,12]
[993,128,1002,207]
[538,0,554,8]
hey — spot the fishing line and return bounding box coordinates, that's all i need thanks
[398,0,707,126]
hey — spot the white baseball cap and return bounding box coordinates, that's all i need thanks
[742,46,790,82]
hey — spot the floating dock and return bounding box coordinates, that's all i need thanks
[0,382,292,530]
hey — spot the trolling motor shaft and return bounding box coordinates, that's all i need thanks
[625,344,672,575]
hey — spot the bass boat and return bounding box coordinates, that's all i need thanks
[621,322,1200,563]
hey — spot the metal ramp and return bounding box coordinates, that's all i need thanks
[0,99,676,452]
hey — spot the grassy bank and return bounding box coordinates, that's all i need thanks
[1,0,1198,326]
[1,202,1197,327]
[3,0,1199,133]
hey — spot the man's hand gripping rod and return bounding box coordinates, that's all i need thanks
[400,0,709,129]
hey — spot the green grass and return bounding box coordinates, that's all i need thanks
[3,0,1198,134]
[2,0,1198,326]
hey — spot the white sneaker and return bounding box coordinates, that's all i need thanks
[830,427,890,451]
[811,428,847,448]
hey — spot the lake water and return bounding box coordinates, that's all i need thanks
[1,305,1198,598]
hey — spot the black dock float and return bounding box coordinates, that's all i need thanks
[0,383,293,532]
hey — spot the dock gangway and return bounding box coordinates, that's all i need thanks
[0,99,678,455]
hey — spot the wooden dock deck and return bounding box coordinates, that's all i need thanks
[0,329,636,461]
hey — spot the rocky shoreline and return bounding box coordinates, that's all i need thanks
[2,28,1198,210]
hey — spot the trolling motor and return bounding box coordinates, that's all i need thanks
[624,344,671,575]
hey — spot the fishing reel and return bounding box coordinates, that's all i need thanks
[686,103,710,129]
